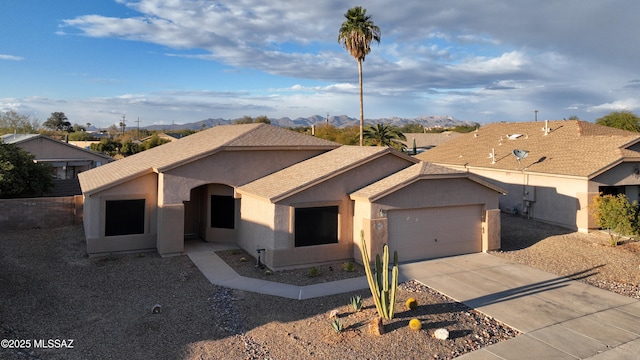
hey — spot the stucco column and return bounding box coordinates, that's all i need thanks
[157,204,185,255]
[483,209,501,251]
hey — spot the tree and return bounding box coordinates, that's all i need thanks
[120,140,141,156]
[591,193,638,246]
[235,116,254,124]
[141,135,170,150]
[595,110,640,132]
[0,111,40,134]
[255,115,271,124]
[338,6,381,146]
[0,143,53,198]
[43,112,73,132]
[90,139,121,157]
[363,123,406,151]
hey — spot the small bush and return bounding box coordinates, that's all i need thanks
[408,318,422,331]
[342,261,355,272]
[239,257,248,262]
[592,193,639,246]
[308,267,320,277]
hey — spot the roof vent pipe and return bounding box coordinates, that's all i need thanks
[543,120,550,136]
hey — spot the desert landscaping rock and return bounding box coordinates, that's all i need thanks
[1,214,639,359]
[434,328,450,340]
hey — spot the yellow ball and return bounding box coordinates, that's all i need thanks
[409,318,422,331]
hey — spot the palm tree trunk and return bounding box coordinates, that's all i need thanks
[358,59,364,146]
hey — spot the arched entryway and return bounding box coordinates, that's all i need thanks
[184,183,239,243]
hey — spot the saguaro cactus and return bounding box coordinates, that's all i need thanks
[359,230,399,320]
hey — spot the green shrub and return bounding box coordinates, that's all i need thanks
[308,267,320,277]
[592,193,638,246]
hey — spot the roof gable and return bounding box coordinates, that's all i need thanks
[416,120,640,177]
[1,133,113,161]
[237,146,418,203]
[79,124,339,195]
[350,162,506,202]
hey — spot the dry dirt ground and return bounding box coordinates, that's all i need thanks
[1,214,639,359]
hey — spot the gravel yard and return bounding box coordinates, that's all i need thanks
[1,214,639,359]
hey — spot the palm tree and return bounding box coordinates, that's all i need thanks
[338,6,381,146]
[363,123,406,151]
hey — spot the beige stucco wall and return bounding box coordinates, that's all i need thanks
[84,172,158,255]
[237,192,277,252]
[450,166,591,232]
[238,153,413,269]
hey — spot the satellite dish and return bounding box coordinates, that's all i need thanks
[512,149,529,160]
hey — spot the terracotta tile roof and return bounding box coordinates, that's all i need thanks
[350,162,505,202]
[415,120,640,178]
[237,146,418,203]
[79,124,339,195]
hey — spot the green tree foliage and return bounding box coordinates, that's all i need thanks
[592,193,638,246]
[234,116,254,124]
[338,6,380,146]
[314,124,359,145]
[67,131,96,141]
[595,110,640,132]
[363,123,406,151]
[141,135,171,150]
[399,123,425,133]
[43,112,74,132]
[120,140,140,156]
[234,115,271,124]
[0,143,53,198]
[0,111,40,134]
[90,139,121,157]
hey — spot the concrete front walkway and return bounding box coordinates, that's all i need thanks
[185,242,640,359]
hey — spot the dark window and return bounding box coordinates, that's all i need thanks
[105,199,145,236]
[211,195,235,229]
[599,186,625,196]
[295,206,339,247]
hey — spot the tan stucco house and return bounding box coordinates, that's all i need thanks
[79,124,504,269]
[1,133,113,196]
[417,120,640,233]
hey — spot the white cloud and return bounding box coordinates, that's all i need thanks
[588,99,640,113]
[0,54,23,61]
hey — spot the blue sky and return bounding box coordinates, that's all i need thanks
[1,0,639,129]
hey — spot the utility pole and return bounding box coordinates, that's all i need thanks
[135,117,141,140]
[120,114,126,134]
[533,110,539,122]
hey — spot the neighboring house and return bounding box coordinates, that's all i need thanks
[78,124,504,269]
[69,140,102,150]
[1,133,113,196]
[140,132,184,143]
[417,120,640,232]
[401,132,463,154]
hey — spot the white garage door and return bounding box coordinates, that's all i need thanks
[388,205,482,262]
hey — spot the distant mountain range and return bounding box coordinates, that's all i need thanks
[143,115,474,131]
